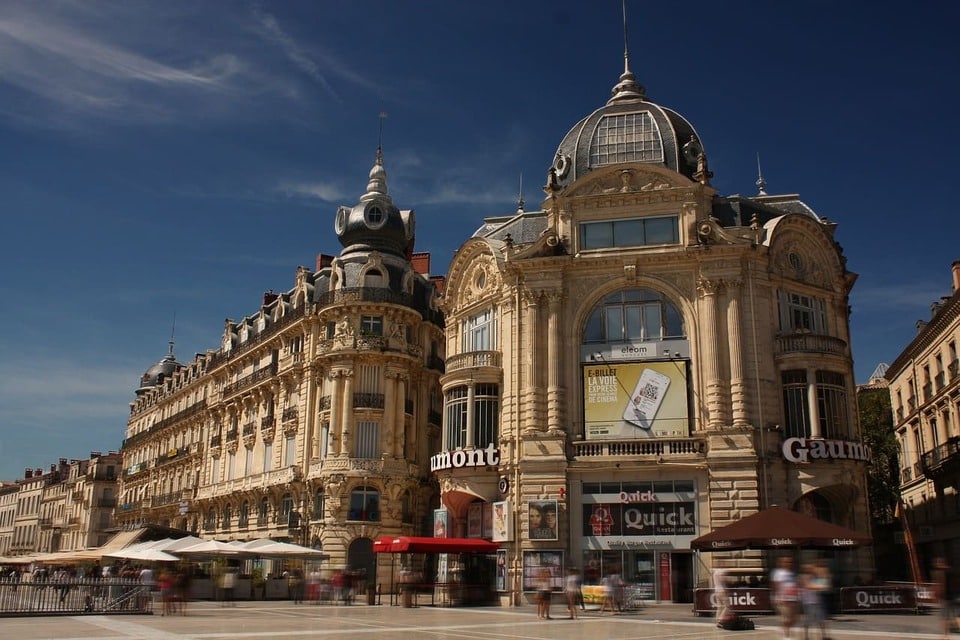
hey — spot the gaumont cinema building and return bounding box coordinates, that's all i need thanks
[432,51,874,603]
[120,39,873,606]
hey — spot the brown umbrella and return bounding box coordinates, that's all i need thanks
[691,506,871,551]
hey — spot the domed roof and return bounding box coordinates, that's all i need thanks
[549,63,705,187]
[335,149,412,259]
[137,343,181,395]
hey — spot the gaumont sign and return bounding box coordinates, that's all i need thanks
[839,586,917,613]
[430,444,500,472]
[782,437,872,463]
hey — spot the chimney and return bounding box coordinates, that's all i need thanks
[953,260,960,292]
[411,252,431,276]
[24,468,32,479]
[50,464,56,473]
[316,254,334,271]
[35,468,42,476]
[262,290,279,307]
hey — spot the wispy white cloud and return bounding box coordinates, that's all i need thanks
[250,6,339,99]
[277,180,346,202]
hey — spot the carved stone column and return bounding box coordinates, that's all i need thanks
[806,367,821,438]
[726,280,748,427]
[394,373,407,457]
[329,370,344,457]
[523,290,541,432]
[340,369,355,456]
[697,276,723,429]
[383,370,397,457]
[546,291,564,433]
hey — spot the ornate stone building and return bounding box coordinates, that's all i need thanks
[887,261,960,572]
[119,150,444,582]
[435,54,873,604]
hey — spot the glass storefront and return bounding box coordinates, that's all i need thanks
[578,479,697,603]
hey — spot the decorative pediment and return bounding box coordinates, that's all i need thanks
[565,167,687,198]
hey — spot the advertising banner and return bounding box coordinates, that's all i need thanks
[582,361,689,439]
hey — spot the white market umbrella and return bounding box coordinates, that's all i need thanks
[174,539,248,558]
[238,538,329,559]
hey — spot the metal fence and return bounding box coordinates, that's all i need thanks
[0,578,151,616]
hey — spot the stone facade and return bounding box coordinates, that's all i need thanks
[887,261,960,571]
[434,58,873,604]
[118,151,444,586]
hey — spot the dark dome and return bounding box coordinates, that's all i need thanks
[335,150,411,259]
[549,67,705,186]
[137,348,181,395]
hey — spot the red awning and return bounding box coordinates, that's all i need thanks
[373,536,499,554]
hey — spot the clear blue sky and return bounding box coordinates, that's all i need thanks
[1,0,957,480]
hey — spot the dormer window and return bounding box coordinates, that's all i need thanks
[590,112,663,167]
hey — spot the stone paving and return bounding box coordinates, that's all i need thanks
[0,599,945,640]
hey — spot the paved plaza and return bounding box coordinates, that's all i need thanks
[0,600,946,640]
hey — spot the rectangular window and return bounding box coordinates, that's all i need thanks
[263,442,273,473]
[245,447,253,476]
[580,215,679,250]
[445,386,469,449]
[816,371,848,439]
[285,435,296,467]
[227,451,236,480]
[359,364,383,394]
[464,309,496,351]
[474,384,500,447]
[782,370,809,438]
[211,456,221,484]
[355,421,380,458]
[320,422,330,459]
[360,315,383,336]
[778,290,827,333]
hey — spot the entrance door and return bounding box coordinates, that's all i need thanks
[669,552,693,603]
[348,537,376,585]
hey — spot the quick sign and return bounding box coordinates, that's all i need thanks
[583,501,696,537]
[781,437,872,463]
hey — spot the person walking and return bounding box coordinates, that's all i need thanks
[933,557,953,640]
[771,556,800,640]
[536,567,552,619]
[564,567,580,619]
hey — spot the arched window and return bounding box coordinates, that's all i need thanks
[348,486,380,522]
[239,501,249,528]
[582,288,684,344]
[205,508,216,531]
[222,505,232,530]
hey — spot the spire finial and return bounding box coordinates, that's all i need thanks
[756,152,768,195]
[517,173,524,212]
[608,0,645,103]
[167,313,177,359]
[622,0,630,75]
[362,111,391,203]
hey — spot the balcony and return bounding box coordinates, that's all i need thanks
[39,517,53,528]
[226,428,239,443]
[572,438,705,460]
[262,415,277,430]
[97,497,117,508]
[156,445,190,465]
[222,363,279,398]
[195,466,301,500]
[206,304,309,370]
[774,333,847,357]
[428,410,442,426]
[243,422,257,437]
[210,434,222,448]
[353,392,385,409]
[151,489,191,508]
[445,350,502,373]
[922,437,960,478]
[281,407,298,423]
